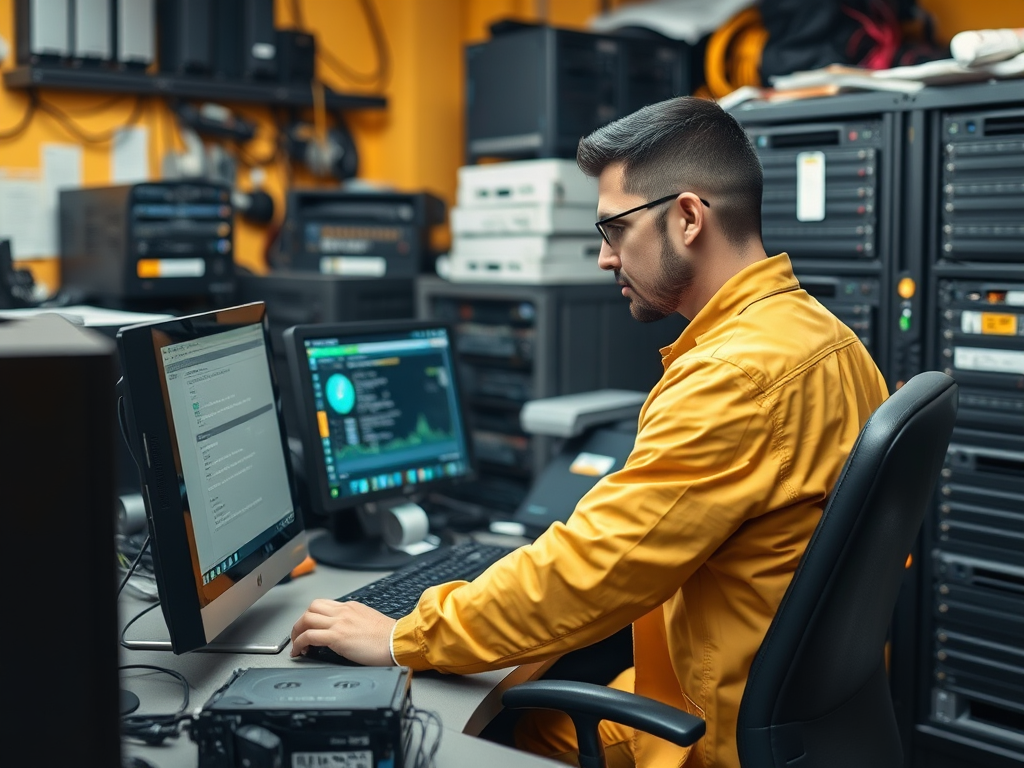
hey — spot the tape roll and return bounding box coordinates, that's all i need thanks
[382,503,430,548]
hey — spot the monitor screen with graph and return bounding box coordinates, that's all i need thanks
[284,319,475,570]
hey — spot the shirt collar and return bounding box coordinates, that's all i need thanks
[660,253,799,366]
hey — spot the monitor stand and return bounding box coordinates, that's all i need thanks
[310,499,440,571]
[121,582,298,654]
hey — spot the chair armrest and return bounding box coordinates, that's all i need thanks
[502,680,705,754]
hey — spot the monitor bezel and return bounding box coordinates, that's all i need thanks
[283,318,477,521]
[117,302,307,654]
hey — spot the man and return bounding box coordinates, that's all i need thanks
[290,96,888,768]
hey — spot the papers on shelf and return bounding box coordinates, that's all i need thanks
[720,54,1024,108]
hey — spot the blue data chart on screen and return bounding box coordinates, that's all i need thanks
[303,328,471,501]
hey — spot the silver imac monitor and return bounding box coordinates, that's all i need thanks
[117,302,307,654]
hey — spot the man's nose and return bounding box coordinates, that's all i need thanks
[597,240,620,271]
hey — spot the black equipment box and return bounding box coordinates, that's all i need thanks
[937,279,1024,434]
[59,181,235,309]
[193,666,412,768]
[939,107,1024,264]
[745,120,884,261]
[275,190,446,277]
[465,24,693,161]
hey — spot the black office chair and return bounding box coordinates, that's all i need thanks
[503,370,958,768]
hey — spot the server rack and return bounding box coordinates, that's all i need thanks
[731,90,928,759]
[914,82,1024,768]
[730,91,918,390]
[415,276,686,512]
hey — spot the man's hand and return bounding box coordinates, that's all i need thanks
[290,599,398,666]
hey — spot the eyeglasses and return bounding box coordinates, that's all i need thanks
[595,193,711,249]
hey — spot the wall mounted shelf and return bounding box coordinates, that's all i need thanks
[3,65,386,110]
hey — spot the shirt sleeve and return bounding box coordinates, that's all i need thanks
[393,356,780,674]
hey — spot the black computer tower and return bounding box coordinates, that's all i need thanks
[241,0,277,80]
[0,314,121,765]
[156,0,212,75]
[465,24,693,161]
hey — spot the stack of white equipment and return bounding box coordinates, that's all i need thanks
[448,158,611,284]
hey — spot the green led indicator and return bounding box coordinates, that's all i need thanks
[899,316,911,331]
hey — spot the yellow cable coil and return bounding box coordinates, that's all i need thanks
[703,6,769,99]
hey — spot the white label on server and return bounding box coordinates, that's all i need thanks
[960,310,983,334]
[319,256,387,277]
[953,346,1024,375]
[292,751,372,768]
[796,151,826,222]
[1007,291,1024,307]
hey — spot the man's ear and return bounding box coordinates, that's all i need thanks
[676,192,706,247]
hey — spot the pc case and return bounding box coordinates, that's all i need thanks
[71,0,112,64]
[241,0,277,80]
[59,182,235,310]
[114,0,155,69]
[15,0,71,64]
[1,314,121,766]
[416,276,686,511]
[156,0,212,75]
[465,24,692,161]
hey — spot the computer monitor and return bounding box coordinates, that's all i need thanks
[284,319,475,570]
[116,302,307,654]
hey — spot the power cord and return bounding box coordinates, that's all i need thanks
[292,0,391,90]
[0,91,38,141]
[37,94,147,144]
[403,705,443,768]
[120,664,191,746]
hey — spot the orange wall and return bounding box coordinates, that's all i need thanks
[0,0,1019,294]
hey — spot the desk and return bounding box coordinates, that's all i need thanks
[119,551,559,767]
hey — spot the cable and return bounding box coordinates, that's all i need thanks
[37,95,146,144]
[118,535,152,599]
[312,0,392,90]
[58,92,133,116]
[120,664,191,746]
[120,601,162,650]
[404,705,443,768]
[0,91,38,141]
[704,7,768,99]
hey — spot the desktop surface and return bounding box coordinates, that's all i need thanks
[118,534,555,767]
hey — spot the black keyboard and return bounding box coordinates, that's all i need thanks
[336,540,516,618]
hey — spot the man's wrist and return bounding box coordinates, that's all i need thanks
[389,621,399,666]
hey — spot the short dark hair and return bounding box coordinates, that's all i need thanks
[577,97,763,247]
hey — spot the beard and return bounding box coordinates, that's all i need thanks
[619,219,695,323]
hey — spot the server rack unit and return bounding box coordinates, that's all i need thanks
[916,91,1024,768]
[465,25,692,162]
[731,92,916,390]
[416,276,686,512]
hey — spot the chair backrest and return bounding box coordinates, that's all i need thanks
[737,371,958,768]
